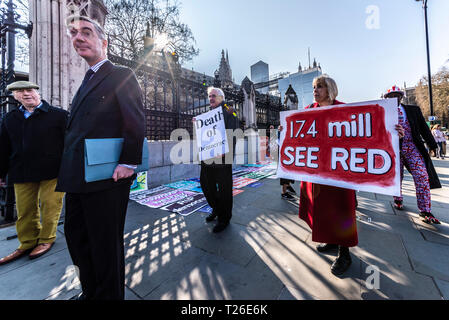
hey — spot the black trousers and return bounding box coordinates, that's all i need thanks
[200,164,233,223]
[64,181,131,300]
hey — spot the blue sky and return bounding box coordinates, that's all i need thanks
[179,0,449,102]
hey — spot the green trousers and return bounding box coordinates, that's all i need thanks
[14,178,64,250]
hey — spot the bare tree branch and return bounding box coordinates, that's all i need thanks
[103,0,198,63]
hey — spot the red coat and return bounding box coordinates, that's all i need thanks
[298,100,358,247]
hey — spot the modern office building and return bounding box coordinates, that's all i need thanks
[250,60,269,93]
[278,60,322,109]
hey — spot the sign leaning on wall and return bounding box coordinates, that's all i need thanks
[277,99,401,196]
[194,107,228,161]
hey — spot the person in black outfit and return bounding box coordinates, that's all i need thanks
[0,81,68,264]
[199,87,239,233]
[58,15,145,300]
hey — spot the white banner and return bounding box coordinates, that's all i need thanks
[195,107,228,161]
[276,99,401,196]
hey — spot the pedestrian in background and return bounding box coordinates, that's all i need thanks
[384,85,441,224]
[431,124,446,159]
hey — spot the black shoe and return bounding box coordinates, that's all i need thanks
[331,248,352,276]
[213,222,229,233]
[316,243,338,253]
[69,292,87,300]
[286,186,296,194]
[281,193,294,200]
[205,211,218,222]
[393,200,403,210]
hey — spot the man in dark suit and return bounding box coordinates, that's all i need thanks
[0,81,67,265]
[199,87,239,233]
[384,86,441,224]
[58,15,145,300]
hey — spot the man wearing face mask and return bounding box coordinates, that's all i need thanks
[0,81,67,265]
[199,87,239,233]
[384,85,441,224]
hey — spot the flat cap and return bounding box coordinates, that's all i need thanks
[6,81,39,91]
[65,14,105,33]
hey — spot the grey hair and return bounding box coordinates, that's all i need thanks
[313,74,338,102]
[207,87,225,100]
[66,15,106,40]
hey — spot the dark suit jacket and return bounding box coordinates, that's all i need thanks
[56,60,145,193]
[0,100,68,183]
[402,104,441,189]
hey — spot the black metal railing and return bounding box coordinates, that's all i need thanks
[109,54,285,140]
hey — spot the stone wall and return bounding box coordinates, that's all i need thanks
[145,135,264,188]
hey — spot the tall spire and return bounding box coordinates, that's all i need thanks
[217,49,233,88]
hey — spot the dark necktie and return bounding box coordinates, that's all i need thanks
[79,69,95,93]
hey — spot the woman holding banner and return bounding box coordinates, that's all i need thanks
[297,75,357,276]
[280,75,405,275]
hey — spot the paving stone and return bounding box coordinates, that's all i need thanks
[234,207,310,242]
[359,260,442,300]
[434,278,449,300]
[188,222,272,267]
[125,286,143,300]
[352,222,414,273]
[277,285,318,300]
[0,223,17,240]
[419,228,449,247]
[246,232,363,300]
[0,248,74,300]
[124,206,206,243]
[402,238,449,282]
[355,208,423,243]
[144,252,284,300]
[356,198,395,215]
[357,191,376,200]
[46,288,82,300]
[0,236,68,277]
[125,228,205,297]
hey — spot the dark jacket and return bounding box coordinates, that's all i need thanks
[56,60,145,194]
[402,104,441,189]
[201,101,239,167]
[0,100,68,184]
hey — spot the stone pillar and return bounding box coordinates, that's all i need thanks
[28,0,107,110]
[241,77,257,129]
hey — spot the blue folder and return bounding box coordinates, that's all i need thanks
[84,138,149,183]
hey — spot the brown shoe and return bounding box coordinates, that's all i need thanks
[29,243,54,260]
[0,248,32,265]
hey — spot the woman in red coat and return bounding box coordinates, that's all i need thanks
[297,75,356,275]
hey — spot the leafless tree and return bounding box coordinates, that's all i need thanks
[415,67,449,127]
[104,0,199,63]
